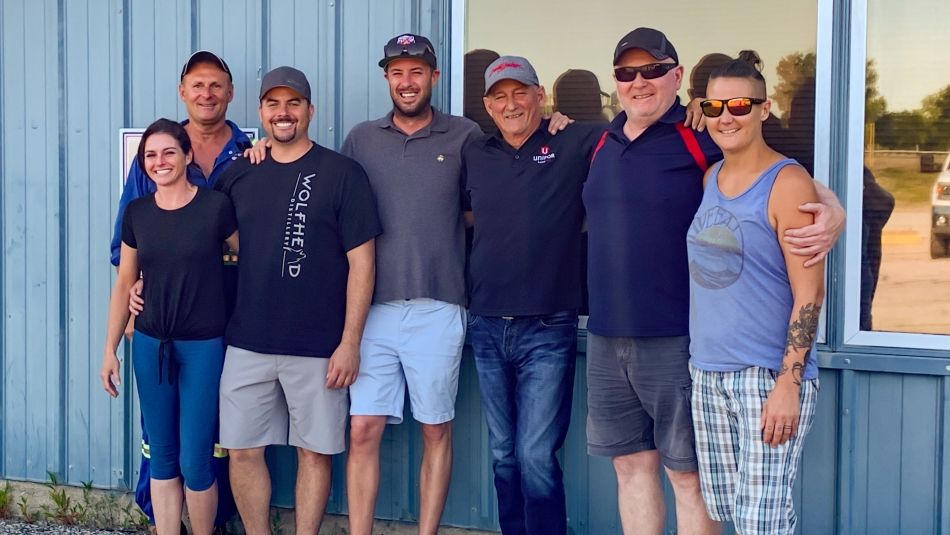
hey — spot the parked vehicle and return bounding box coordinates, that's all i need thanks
[932,152,950,258]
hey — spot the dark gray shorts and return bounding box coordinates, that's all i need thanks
[586,334,697,471]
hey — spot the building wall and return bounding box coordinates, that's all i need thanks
[3,0,950,533]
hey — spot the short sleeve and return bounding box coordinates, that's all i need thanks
[337,163,382,252]
[120,204,137,249]
[218,196,238,241]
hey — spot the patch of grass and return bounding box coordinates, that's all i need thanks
[9,472,150,530]
[870,165,935,206]
[17,495,39,523]
[41,472,82,525]
[0,481,12,518]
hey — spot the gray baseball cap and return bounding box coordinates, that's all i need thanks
[259,66,311,101]
[483,55,540,95]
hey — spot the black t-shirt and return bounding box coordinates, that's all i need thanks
[463,120,605,316]
[215,143,382,357]
[121,188,237,340]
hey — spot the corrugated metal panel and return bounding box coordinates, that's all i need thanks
[1,0,65,484]
[62,0,128,489]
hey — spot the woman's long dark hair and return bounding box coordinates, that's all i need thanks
[136,118,192,170]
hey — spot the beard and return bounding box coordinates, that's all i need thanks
[391,93,432,118]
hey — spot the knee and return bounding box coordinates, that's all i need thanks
[180,456,215,491]
[147,445,181,481]
[228,447,265,465]
[421,422,452,444]
[349,417,386,451]
[297,447,330,467]
[664,467,701,493]
[612,450,660,482]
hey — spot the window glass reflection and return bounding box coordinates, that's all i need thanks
[863,0,950,334]
[465,0,819,315]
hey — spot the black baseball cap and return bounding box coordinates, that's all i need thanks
[259,66,312,101]
[378,34,437,70]
[180,50,232,81]
[613,28,679,65]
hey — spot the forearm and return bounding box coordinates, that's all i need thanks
[777,297,823,386]
[340,242,375,347]
[813,180,840,209]
[104,277,135,354]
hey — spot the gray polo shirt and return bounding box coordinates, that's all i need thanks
[342,108,482,305]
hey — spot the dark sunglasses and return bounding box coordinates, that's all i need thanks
[700,97,766,117]
[383,40,434,60]
[613,63,678,82]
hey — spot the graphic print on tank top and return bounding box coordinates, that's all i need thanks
[688,205,744,290]
[282,171,315,278]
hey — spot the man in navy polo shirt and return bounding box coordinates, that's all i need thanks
[113,50,249,533]
[583,28,844,534]
[462,55,604,535]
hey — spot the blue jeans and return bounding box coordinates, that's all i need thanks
[468,310,577,535]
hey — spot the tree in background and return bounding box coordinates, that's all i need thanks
[921,85,950,150]
[773,52,886,126]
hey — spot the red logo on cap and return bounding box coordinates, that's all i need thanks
[396,35,415,46]
[491,62,523,74]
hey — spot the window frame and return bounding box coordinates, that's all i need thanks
[839,0,950,352]
[449,0,846,346]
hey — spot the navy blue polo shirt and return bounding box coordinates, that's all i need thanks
[583,100,722,337]
[463,119,605,316]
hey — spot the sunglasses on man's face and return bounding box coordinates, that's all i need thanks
[700,97,766,118]
[613,62,678,82]
[383,41,434,60]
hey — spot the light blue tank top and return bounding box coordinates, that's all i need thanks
[687,158,818,380]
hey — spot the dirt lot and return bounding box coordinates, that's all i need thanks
[872,205,950,334]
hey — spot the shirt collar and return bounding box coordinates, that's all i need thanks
[487,118,551,150]
[374,107,449,135]
[609,97,685,138]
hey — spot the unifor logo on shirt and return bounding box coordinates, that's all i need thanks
[533,145,556,164]
[282,172,315,278]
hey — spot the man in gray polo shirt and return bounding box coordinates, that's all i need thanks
[341,34,481,535]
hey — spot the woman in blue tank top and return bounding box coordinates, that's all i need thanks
[686,53,824,535]
[99,119,239,535]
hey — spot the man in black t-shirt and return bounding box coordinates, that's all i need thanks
[214,67,381,535]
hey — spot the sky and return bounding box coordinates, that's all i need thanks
[467,0,950,114]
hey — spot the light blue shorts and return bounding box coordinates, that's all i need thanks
[350,298,466,425]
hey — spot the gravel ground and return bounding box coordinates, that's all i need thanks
[0,521,146,534]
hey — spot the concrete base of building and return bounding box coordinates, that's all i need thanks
[0,479,496,534]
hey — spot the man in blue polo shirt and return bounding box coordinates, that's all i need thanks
[462,55,604,535]
[583,28,844,534]
[111,50,249,533]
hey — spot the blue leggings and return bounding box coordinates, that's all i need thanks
[132,331,224,491]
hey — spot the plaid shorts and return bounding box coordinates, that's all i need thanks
[689,364,818,535]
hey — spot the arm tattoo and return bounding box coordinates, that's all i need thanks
[780,303,820,385]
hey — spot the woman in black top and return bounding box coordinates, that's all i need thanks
[100,119,238,535]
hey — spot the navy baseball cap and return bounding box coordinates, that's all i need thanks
[379,34,438,69]
[613,28,679,65]
[180,50,232,81]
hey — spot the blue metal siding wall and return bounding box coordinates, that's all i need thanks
[1,0,66,484]
[62,0,128,489]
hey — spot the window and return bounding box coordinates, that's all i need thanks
[454,0,826,325]
[843,0,950,349]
